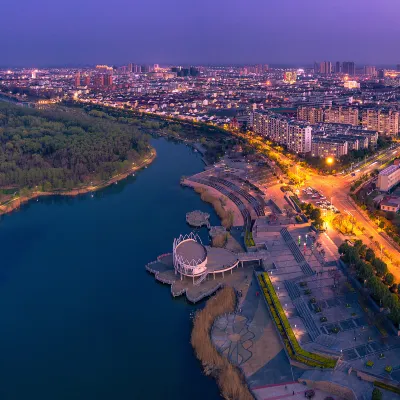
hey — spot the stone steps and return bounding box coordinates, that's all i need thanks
[293,298,321,341]
[284,280,301,300]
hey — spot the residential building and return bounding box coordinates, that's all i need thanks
[342,62,356,76]
[364,66,377,77]
[380,196,400,212]
[377,165,400,191]
[83,75,90,86]
[297,106,324,124]
[287,122,312,153]
[324,107,359,126]
[253,112,311,153]
[74,72,80,87]
[320,61,332,75]
[104,74,113,86]
[335,61,341,73]
[311,137,348,158]
[362,109,399,136]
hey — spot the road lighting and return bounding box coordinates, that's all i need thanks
[326,157,334,174]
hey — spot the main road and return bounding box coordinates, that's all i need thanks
[237,131,400,278]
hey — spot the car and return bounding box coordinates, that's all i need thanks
[351,173,356,176]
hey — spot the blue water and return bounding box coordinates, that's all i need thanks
[0,138,220,400]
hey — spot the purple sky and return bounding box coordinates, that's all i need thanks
[1,0,399,67]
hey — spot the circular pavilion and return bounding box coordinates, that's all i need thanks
[173,232,208,277]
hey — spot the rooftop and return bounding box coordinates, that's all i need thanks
[175,239,207,264]
[379,164,399,176]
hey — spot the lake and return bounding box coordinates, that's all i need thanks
[0,138,221,400]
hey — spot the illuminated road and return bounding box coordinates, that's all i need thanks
[298,145,400,279]
[238,131,400,277]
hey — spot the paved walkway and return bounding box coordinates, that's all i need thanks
[252,381,344,400]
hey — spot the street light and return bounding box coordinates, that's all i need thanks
[326,157,334,174]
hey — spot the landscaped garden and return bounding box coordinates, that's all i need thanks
[258,273,337,369]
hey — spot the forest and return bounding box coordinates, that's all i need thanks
[0,103,151,191]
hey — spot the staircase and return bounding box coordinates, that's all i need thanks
[284,280,301,300]
[335,359,352,373]
[194,273,208,286]
[293,298,321,341]
[280,228,314,276]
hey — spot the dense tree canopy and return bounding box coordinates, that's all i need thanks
[0,103,150,190]
[339,240,400,325]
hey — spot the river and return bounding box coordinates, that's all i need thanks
[0,138,221,399]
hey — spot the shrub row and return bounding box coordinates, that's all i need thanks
[245,230,255,247]
[374,381,400,395]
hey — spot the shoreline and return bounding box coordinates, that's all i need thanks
[0,147,156,217]
[182,178,244,227]
[191,287,254,400]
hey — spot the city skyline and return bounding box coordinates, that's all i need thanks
[1,0,400,67]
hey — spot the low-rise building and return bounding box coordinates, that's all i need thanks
[377,165,400,192]
[380,196,400,212]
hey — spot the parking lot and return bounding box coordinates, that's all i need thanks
[300,186,339,214]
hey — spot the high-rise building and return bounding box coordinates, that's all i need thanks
[104,74,113,86]
[74,72,80,87]
[118,66,127,74]
[287,122,312,154]
[255,64,263,74]
[364,66,377,77]
[94,75,104,87]
[253,111,312,154]
[313,61,320,74]
[335,62,341,73]
[397,64,400,72]
[297,106,324,124]
[342,62,356,76]
[320,61,332,75]
[263,64,269,73]
[189,66,200,77]
[324,106,359,126]
[83,75,90,86]
[362,109,399,136]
